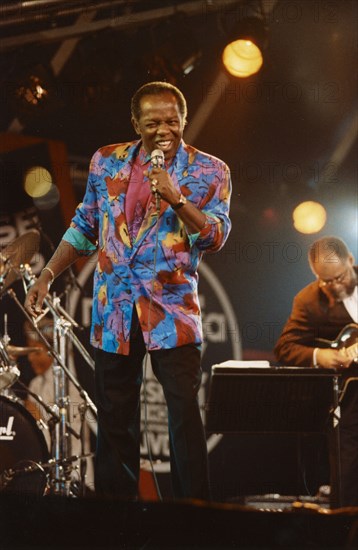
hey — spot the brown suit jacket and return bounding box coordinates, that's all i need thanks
[274,268,357,367]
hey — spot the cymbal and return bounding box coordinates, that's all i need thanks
[0,229,40,293]
[6,344,42,357]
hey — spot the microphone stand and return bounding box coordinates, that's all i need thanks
[18,265,97,415]
[17,377,80,494]
[8,286,97,493]
[52,301,95,371]
[78,402,88,496]
[52,312,73,496]
[8,262,97,495]
[62,265,88,495]
[7,283,97,496]
[7,288,97,418]
[16,378,80,439]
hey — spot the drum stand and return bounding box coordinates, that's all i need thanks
[6,265,97,496]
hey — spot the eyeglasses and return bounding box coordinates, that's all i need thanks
[318,267,349,287]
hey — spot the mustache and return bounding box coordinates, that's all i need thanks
[328,281,355,299]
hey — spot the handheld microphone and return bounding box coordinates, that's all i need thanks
[150,149,165,211]
[150,149,165,169]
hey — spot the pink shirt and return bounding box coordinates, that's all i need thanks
[125,148,151,242]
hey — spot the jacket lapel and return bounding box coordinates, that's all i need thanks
[106,141,140,248]
[134,143,189,246]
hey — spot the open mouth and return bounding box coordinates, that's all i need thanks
[156,140,172,150]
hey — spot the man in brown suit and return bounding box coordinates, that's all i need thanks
[275,236,358,507]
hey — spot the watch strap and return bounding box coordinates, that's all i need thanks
[172,194,187,210]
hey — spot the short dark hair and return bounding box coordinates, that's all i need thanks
[131,81,187,123]
[308,236,350,266]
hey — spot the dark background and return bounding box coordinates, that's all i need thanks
[0,0,357,500]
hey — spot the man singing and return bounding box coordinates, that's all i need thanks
[25,81,232,500]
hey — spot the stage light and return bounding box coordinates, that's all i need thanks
[16,75,48,106]
[222,9,268,78]
[144,14,202,84]
[293,201,327,234]
[12,64,60,123]
[24,166,52,198]
[223,39,263,78]
[23,165,60,211]
[15,66,52,108]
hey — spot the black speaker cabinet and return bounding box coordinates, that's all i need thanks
[205,365,339,434]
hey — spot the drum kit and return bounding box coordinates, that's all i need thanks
[0,229,97,497]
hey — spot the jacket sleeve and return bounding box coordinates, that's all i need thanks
[274,293,316,367]
[67,150,101,248]
[188,161,232,253]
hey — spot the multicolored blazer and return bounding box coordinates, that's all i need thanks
[65,139,232,354]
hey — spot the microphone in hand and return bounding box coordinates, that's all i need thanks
[150,149,165,211]
[150,149,165,169]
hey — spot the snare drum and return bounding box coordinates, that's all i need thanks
[0,395,49,495]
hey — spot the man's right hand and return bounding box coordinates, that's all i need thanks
[24,239,81,318]
[24,270,53,318]
[316,348,352,369]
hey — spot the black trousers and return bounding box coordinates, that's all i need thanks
[94,309,210,500]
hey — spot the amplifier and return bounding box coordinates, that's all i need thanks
[205,364,339,434]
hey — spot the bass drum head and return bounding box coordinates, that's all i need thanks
[0,396,49,496]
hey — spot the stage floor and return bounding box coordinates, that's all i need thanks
[1,493,358,549]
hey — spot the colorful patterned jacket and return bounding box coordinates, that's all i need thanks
[64,139,232,354]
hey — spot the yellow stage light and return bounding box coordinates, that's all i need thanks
[222,39,263,78]
[222,12,267,79]
[24,166,52,198]
[293,201,327,234]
